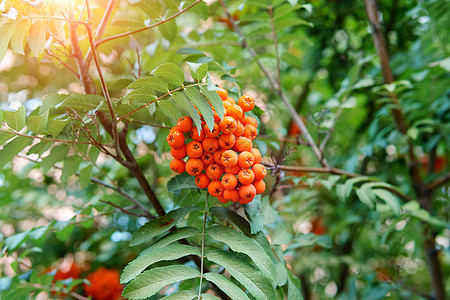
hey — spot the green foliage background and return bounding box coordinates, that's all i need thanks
[0,0,448,299]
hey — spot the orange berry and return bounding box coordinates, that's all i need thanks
[208,180,224,197]
[238,151,255,168]
[239,184,256,204]
[242,116,258,128]
[225,164,241,175]
[223,189,240,202]
[221,173,238,190]
[234,120,245,137]
[238,95,255,112]
[217,196,229,203]
[177,116,193,132]
[227,104,244,120]
[204,123,220,138]
[206,164,223,180]
[195,173,210,189]
[186,141,203,158]
[235,136,252,152]
[243,124,257,140]
[238,169,255,185]
[186,158,203,176]
[167,129,185,148]
[219,116,237,134]
[250,148,262,164]
[254,180,266,194]
[170,159,185,174]
[202,137,219,153]
[226,97,235,104]
[221,150,238,167]
[216,87,228,100]
[171,145,186,159]
[218,133,236,149]
[191,127,205,142]
[201,152,214,166]
[252,164,267,180]
[223,100,232,110]
[213,149,224,165]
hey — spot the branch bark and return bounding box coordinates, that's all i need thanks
[364,1,446,299]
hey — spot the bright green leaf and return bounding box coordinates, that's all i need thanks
[204,272,251,300]
[152,63,184,86]
[26,109,49,134]
[0,136,31,169]
[187,62,208,81]
[3,105,26,131]
[184,87,214,131]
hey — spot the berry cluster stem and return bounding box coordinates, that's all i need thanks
[198,193,209,299]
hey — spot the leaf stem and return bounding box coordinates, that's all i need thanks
[197,193,208,300]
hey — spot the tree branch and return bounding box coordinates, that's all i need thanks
[428,173,450,191]
[68,4,95,95]
[364,1,446,298]
[0,128,91,145]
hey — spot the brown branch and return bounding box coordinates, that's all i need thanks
[428,173,450,191]
[99,200,147,218]
[45,49,79,78]
[364,1,446,299]
[94,0,204,48]
[218,0,329,167]
[85,0,117,65]
[68,4,95,94]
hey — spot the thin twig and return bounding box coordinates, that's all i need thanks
[95,0,204,47]
[268,5,281,88]
[99,200,147,218]
[319,107,344,151]
[45,49,79,78]
[428,173,450,190]
[85,0,117,65]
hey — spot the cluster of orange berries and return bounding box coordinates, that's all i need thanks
[167,87,267,204]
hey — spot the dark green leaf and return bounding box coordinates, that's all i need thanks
[0,137,31,169]
[167,173,197,192]
[152,63,184,86]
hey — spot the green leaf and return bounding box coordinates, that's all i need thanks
[59,94,105,112]
[167,173,197,192]
[122,266,200,300]
[3,105,26,131]
[152,63,184,86]
[0,20,17,61]
[46,119,68,137]
[184,86,214,130]
[130,206,200,246]
[0,130,15,145]
[0,136,31,169]
[27,140,52,155]
[187,62,208,81]
[121,244,200,283]
[355,187,375,208]
[60,155,82,183]
[275,263,288,286]
[209,207,251,235]
[28,20,47,56]
[5,231,29,252]
[158,100,183,124]
[159,19,177,43]
[373,189,401,215]
[123,87,157,104]
[10,20,31,55]
[128,76,169,92]
[199,86,224,122]
[112,9,147,27]
[145,227,200,251]
[26,109,49,134]
[288,272,303,300]
[40,144,70,173]
[204,272,251,300]
[206,250,276,300]
[177,48,203,55]
[207,226,276,283]
[200,294,220,300]
[41,94,69,115]
[79,165,93,188]
[160,290,197,300]
[171,92,202,134]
